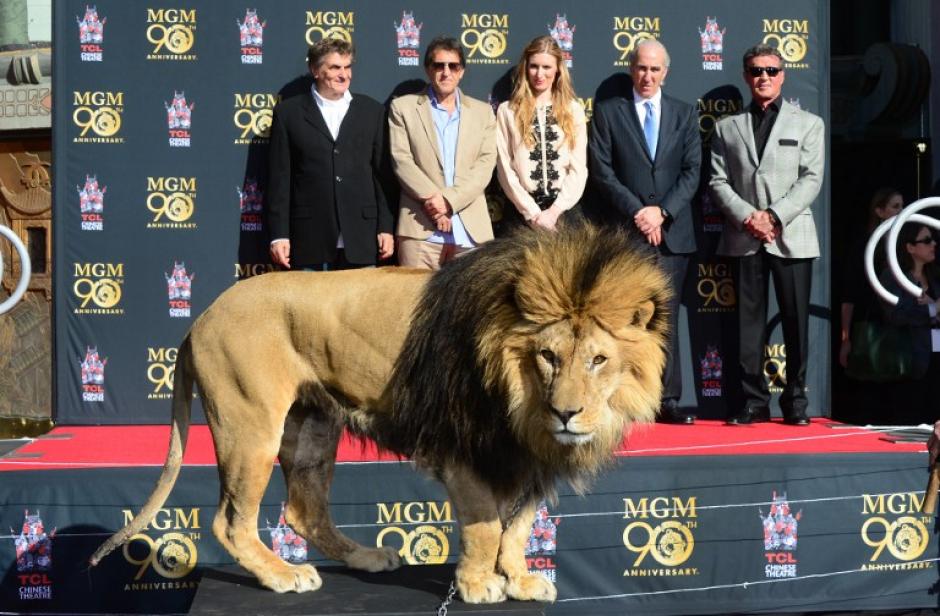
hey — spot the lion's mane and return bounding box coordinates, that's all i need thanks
[365,223,671,500]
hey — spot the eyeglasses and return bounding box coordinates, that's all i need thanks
[746,66,782,77]
[911,237,937,245]
[430,61,463,72]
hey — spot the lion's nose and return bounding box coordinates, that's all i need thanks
[553,407,583,427]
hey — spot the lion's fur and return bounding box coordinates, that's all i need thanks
[370,224,670,498]
[91,223,670,602]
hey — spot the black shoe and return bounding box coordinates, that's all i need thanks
[782,410,810,426]
[726,407,770,425]
[658,404,696,425]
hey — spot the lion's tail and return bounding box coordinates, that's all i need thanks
[88,335,195,567]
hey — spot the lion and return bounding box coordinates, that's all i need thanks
[90,223,670,603]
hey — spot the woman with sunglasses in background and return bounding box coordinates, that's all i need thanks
[880,222,940,424]
[495,36,587,231]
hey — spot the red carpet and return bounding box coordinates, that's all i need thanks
[0,420,925,472]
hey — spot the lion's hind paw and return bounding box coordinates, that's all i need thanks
[263,563,323,593]
[346,545,402,572]
[457,571,508,604]
[507,572,557,602]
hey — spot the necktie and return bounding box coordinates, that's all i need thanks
[643,101,658,159]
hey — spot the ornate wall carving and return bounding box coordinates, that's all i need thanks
[0,147,51,419]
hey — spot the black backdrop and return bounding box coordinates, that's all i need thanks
[53,0,830,424]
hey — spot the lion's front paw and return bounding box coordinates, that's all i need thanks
[457,571,507,604]
[262,563,323,593]
[507,572,557,602]
[346,545,402,572]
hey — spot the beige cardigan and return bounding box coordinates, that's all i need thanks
[495,100,587,221]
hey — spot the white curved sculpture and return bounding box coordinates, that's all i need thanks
[0,225,31,314]
[865,197,940,305]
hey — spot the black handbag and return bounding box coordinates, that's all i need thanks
[845,318,914,383]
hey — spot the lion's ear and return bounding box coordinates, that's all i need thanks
[631,300,655,329]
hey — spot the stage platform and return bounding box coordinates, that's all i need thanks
[1,421,937,614]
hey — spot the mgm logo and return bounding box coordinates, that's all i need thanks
[72,91,124,143]
[146,347,177,400]
[233,93,279,144]
[73,263,124,315]
[763,343,787,392]
[121,508,201,588]
[460,14,509,65]
[859,493,931,570]
[762,18,809,68]
[696,262,735,313]
[375,501,452,565]
[612,16,660,66]
[305,11,353,45]
[146,177,197,229]
[146,8,197,60]
[622,496,699,576]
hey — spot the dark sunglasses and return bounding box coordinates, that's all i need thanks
[430,61,463,72]
[746,66,782,77]
[911,236,937,245]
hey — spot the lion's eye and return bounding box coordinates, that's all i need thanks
[592,355,607,366]
[539,349,555,363]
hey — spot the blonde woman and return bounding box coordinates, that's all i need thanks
[496,36,587,231]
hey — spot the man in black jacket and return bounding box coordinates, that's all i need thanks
[267,39,394,270]
[589,38,701,424]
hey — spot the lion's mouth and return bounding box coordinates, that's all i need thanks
[553,430,594,446]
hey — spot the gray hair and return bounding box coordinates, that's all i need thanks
[627,38,671,69]
[307,38,355,69]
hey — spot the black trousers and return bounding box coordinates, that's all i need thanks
[658,251,690,405]
[735,250,813,414]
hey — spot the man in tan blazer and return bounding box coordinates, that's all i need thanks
[709,44,825,426]
[389,36,496,269]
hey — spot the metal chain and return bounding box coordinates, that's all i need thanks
[436,580,457,616]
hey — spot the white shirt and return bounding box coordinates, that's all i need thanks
[312,86,352,140]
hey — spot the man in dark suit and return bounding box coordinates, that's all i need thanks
[709,44,824,426]
[267,39,394,270]
[589,38,701,424]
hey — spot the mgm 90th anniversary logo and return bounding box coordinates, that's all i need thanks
[375,501,452,565]
[233,93,279,144]
[860,493,931,571]
[460,14,509,65]
[146,8,196,61]
[147,347,177,401]
[696,262,735,313]
[147,177,196,229]
[120,507,200,590]
[623,496,699,577]
[72,91,123,144]
[73,263,124,315]
[612,16,660,66]
[305,10,353,45]
[762,18,809,69]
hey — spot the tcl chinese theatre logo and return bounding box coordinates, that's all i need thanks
[375,501,452,565]
[305,10,353,45]
[73,262,124,315]
[77,5,105,62]
[80,346,107,402]
[460,14,509,65]
[72,91,124,144]
[237,8,265,64]
[394,11,422,67]
[860,493,931,572]
[760,491,802,579]
[77,174,105,231]
[146,8,197,61]
[612,16,660,67]
[120,507,201,591]
[622,496,699,577]
[12,510,55,601]
[762,18,809,69]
